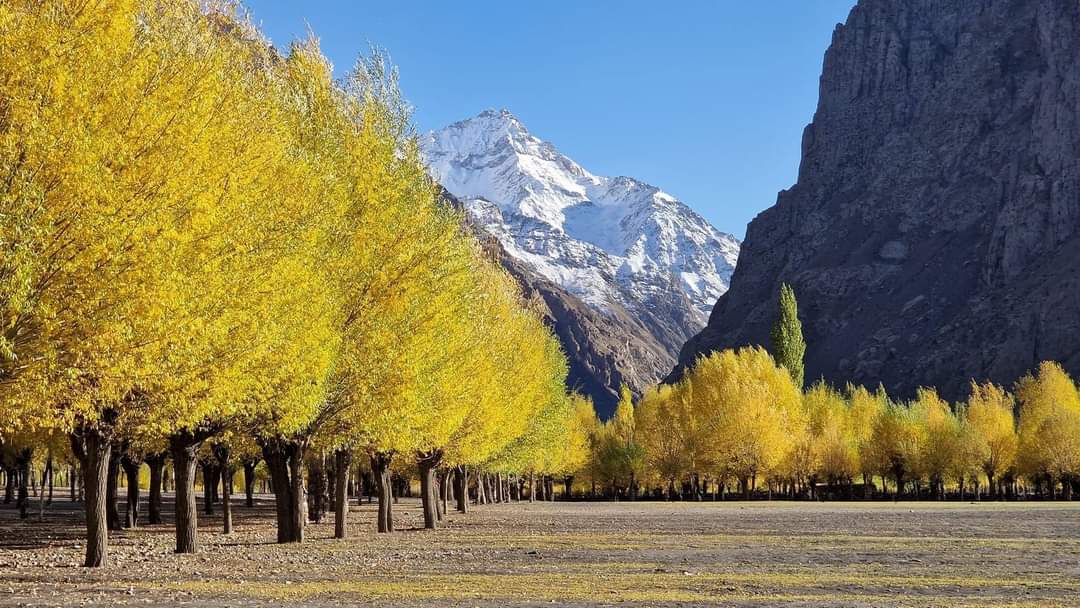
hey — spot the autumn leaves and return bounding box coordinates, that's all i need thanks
[0,0,585,567]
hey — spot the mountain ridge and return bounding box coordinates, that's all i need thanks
[439,187,674,418]
[423,109,740,358]
[670,0,1080,400]
[425,110,741,414]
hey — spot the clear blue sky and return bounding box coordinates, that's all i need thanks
[244,1,856,238]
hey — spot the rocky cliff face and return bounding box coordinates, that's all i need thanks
[672,0,1080,400]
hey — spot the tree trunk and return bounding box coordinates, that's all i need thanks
[440,469,451,517]
[45,456,53,506]
[243,460,257,507]
[261,438,307,543]
[121,455,142,529]
[454,465,469,513]
[564,476,573,500]
[306,452,327,524]
[263,442,294,543]
[201,460,215,516]
[4,466,14,504]
[146,454,165,525]
[71,427,112,568]
[170,433,203,554]
[371,452,394,533]
[287,442,306,541]
[214,445,233,534]
[105,447,121,530]
[333,449,351,539]
[416,450,443,530]
[37,458,48,521]
[15,448,32,519]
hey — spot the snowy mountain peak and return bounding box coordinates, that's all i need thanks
[422,111,741,351]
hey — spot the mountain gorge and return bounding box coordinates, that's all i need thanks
[672,0,1080,400]
[426,111,740,415]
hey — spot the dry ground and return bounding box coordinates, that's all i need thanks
[2,495,1080,607]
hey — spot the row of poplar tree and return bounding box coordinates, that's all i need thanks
[0,1,593,568]
[578,286,1080,503]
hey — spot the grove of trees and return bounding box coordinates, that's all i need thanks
[574,287,1080,504]
[0,0,592,568]
[3,0,1080,576]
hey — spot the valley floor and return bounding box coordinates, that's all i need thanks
[2,497,1080,607]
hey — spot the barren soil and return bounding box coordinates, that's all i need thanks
[3,496,1080,607]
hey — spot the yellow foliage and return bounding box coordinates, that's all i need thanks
[1016,362,1080,481]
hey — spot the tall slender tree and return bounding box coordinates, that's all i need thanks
[770,283,806,388]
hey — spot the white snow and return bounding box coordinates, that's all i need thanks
[422,109,741,325]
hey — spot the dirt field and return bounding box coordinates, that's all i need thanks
[2,496,1079,607]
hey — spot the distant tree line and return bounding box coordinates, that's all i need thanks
[572,286,1080,502]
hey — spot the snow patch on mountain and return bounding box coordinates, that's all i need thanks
[422,109,740,331]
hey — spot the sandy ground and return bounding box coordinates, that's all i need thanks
[2,495,1080,607]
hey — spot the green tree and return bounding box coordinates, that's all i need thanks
[770,283,806,388]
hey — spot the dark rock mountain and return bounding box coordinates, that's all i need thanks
[440,189,673,418]
[671,0,1080,400]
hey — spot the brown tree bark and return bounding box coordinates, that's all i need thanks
[3,465,14,504]
[200,459,216,516]
[453,465,469,513]
[70,420,114,568]
[15,448,32,519]
[243,460,258,507]
[437,469,448,520]
[333,449,351,539]
[287,442,306,539]
[120,453,143,528]
[260,438,307,543]
[213,445,233,534]
[104,446,122,530]
[146,453,165,525]
[371,452,394,533]
[45,455,53,506]
[170,432,206,554]
[262,441,294,543]
[416,449,443,530]
[306,452,327,524]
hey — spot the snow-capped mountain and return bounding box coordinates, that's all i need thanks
[422,109,741,354]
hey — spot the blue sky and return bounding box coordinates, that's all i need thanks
[244,1,855,238]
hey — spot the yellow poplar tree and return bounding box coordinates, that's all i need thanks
[1016,362,1080,498]
[689,347,803,499]
[963,381,1018,498]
